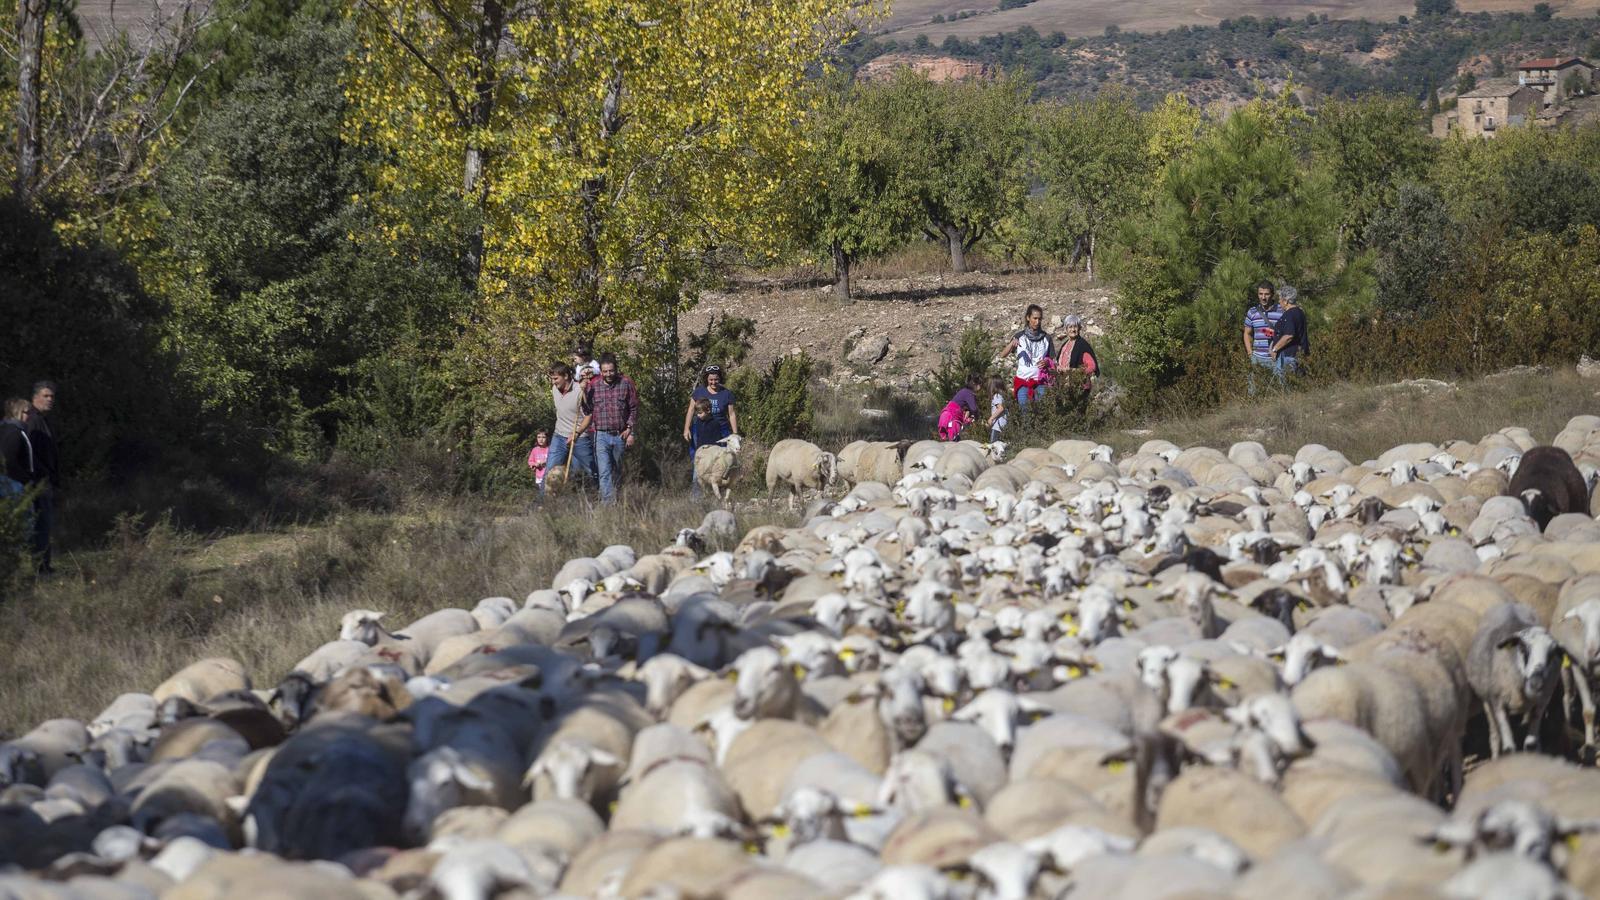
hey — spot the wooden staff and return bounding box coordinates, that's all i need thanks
[560,422,578,485]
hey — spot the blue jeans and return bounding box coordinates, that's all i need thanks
[1247,354,1277,395]
[544,433,596,494]
[1276,354,1300,380]
[1016,385,1045,408]
[596,431,626,503]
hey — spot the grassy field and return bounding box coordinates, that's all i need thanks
[1093,367,1599,463]
[0,491,794,736]
[2,365,1594,735]
[878,0,1599,40]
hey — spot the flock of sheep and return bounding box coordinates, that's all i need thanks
[6,416,1600,900]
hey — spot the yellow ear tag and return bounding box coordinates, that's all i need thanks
[792,664,807,680]
[1566,833,1581,850]
[1433,840,1452,854]
[894,601,907,616]
[942,697,956,713]
[1563,655,1573,670]
[1067,624,1080,637]
[1217,677,1236,690]
[778,645,790,656]
[726,671,739,681]
[1105,759,1127,773]
[609,801,619,813]
[838,647,856,661]
[957,795,972,809]
[744,842,761,855]
[1066,665,1084,678]
[854,803,873,819]
[1348,575,1360,587]
[1122,599,1136,611]
[772,823,791,838]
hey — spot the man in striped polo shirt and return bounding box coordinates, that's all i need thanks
[1243,280,1282,395]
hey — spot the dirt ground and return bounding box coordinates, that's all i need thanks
[685,265,1119,391]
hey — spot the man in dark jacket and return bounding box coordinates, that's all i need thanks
[1269,286,1309,383]
[24,381,58,573]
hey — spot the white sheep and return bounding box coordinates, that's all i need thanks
[766,439,838,509]
[694,434,743,503]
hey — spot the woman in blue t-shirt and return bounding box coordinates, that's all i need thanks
[682,364,739,455]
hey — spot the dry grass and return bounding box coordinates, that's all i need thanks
[0,490,794,736]
[1092,368,1600,463]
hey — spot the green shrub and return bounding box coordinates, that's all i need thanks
[929,326,1003,405]
[996,370,1115,448]
[0,489,34,599]
[732,354,816,443]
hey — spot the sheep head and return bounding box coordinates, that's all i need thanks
[1366,537,1404,586]
[522,739,620,802]
[1499,626,1562,711]
[965,841,1047,900]
[339,610,389,644]
[1224,693,1314,760]
[1272,632,1342,686]
[731,646,800,721]
[405,746,502,842]
[1560,599,1600,666]
[637,654,713,718]
[767,785,853,846]
[817,451,838,488]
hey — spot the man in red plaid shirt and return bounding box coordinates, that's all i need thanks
[584,353,640,504]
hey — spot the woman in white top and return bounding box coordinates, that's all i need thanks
[1001,304,1054,409]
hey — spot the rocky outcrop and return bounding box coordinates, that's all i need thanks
[856,53,991,84]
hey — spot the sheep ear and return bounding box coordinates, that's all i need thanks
[587,747,621,768]
[521,760,546,787]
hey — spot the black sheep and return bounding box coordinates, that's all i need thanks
[1507,445,1592,531]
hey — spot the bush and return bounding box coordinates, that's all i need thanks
[929,326,1003,405]
[993,370,1116,449]
[0,489,34,599]
[731,353,816,443]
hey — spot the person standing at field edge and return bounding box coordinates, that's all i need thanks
[1270,285,1309,382]
[586,353,640,505]
[24,381,59,574]
[1243,280,1281,396]
[546,361,595,495]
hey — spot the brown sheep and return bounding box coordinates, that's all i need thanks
[1508,445,1592,531]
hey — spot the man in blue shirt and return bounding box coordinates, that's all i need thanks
[1243,281,1282,395]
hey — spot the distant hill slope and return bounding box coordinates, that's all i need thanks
[879,0,1600,40]
[845,7,1600,107]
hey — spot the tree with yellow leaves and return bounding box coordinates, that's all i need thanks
[348,0,879,380]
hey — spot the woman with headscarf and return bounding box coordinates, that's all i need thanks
[1055,314,1098,390]
[1002,304,1053,409]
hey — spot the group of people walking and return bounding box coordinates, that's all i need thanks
[530,347,641,505]
[530,286,1310,502]
[529,345,739,505]
[938,304,1100,443]
[0,381,60,574]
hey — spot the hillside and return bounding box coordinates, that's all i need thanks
[686,263,1117,393]
[879,0,1599,40]
[846,6,1600,106]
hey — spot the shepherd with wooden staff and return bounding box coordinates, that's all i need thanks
[546,360,596,494]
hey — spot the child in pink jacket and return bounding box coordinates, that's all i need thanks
[527,430,551,485]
